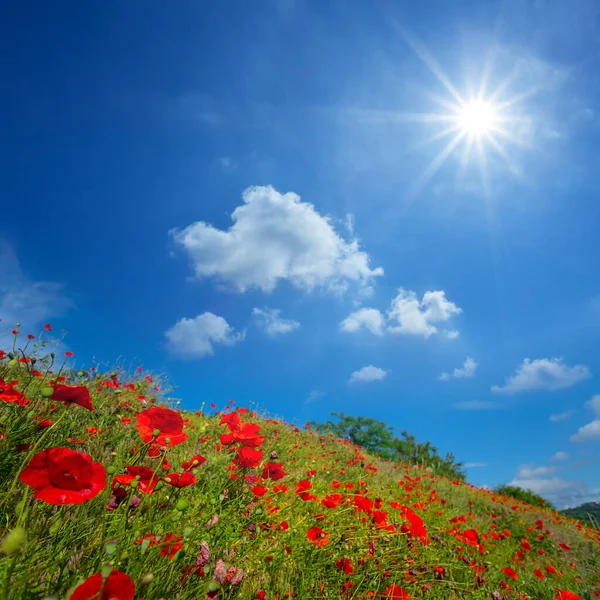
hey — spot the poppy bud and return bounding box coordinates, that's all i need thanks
[140,573,154,586]
[101,565,112,579]
[207,580,221,592]
[176,499,188,511]
[2,527,26,555]
[106,466,116,474]
[40,387,53,398]
[197,541,210,566]
[153,429,161,437]
[214,559,227,585]
[8,360,17,368]
[231,568,244,585]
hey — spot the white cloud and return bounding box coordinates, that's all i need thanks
[517,464,558,479]
[571,419,600,443]
[569,395,600,443]
[586,394,600,416]
[388,289,462,338]
[341,288,462,339]
[451,400,502,411]
[171,185,383,294]
[0,242,72,332]
[491,358,591,394]
[340,308,385,335]
[165,312,245,359]
[508,461,599,509]
[464,462,487,468]
[439,357,478,381]
[304,390,324,404]
[550,451,568,462]
[252,307,300,336]
[549,410,575,422]
[349,365,389,384]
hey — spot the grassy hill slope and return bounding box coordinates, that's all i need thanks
[1,337,599,600]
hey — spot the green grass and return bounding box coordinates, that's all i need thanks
[1,330,599,600]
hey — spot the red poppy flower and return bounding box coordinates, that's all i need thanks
[20,447,106,505]
[69,569,135,600]
[250,485,268,498]
[321,493,343,509]
[307,526,329,547]
[136,407,188,446]
[336,557,353,575]
[555,591,583,600]
[219,432,235,445]
[353,495,373,514]
[159,533,184,559]
[182,455,206,470]
[234,447,263,469]
[383,584,410,599]
[64,351,73,357]
[559,543,572,551]
[44,324,52,331]
[220,412,241,431]
[112,466,159,495]
[51,384,94,411]
[232,422,264,448]
[502,567,518,580]
[261,462,287,481]
[0,377,29,406]
[164,472,196,488]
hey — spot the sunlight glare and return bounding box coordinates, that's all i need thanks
[456,100,498,137]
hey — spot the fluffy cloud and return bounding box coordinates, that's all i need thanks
[571,421,600,443]
[340,308,385,335]
[165,312,245,358]
[549,410,575,422]
[509,463,598,509]
[349,365,389,384]
[516,464,559,479]
[439,357,478,381]
[550,451,569,462]
[570,395,600,443]
[171,185,383,294]
[252,307,300,336]
[388,289,462,337]
[491,358,591,394]
[341,288,462,339]
[0,242,72,331]
[451,400,502,411]
[586,394,600,416]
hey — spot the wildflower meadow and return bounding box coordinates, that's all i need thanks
[1,324,599,600]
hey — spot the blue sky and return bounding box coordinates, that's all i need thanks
[2,0,600,508]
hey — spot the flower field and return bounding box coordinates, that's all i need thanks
[0,326,599,599]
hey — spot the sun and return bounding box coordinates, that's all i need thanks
[455,99,499,138]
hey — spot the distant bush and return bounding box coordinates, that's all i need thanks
[495,484,555,509]
[307,412,466,481]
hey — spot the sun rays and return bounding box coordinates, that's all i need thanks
[373,23,533,204]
